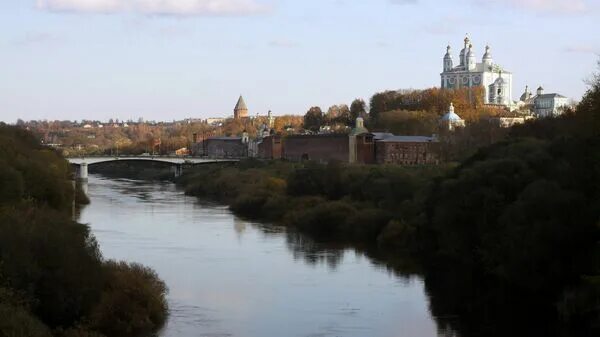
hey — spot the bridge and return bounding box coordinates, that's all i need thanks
[67,156,238,180]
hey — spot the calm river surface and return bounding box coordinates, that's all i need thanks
[79,175,439,337]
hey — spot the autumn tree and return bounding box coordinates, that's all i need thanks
[326,104,351,126]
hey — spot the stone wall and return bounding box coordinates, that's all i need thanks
[283,134,349,163]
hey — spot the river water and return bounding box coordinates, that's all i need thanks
[79,175,439,337]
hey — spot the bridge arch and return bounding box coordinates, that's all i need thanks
[68,157,238,180]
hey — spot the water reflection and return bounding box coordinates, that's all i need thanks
[79,176,439,337]
[283,231,347,271]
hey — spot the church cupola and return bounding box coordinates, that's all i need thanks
[440,102,465,131]
[482,45,493,66]
[466,44,476,71]
[443,45,453,71]
[459,35,470,67]
[537,86,544,96]
[520,85,532,102]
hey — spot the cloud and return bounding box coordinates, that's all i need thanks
[36,0,270,16]
[389,0,418,4]
[473,0,587,14]
[13,33,61,46]
[563,45,599,54]
[422,15,505,36]
[268,39,297,48]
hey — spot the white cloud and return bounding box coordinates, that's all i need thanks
[389,0,418,4]
[36,0,270,16]
[268,39,297,48]
[474,0,587,14]
[563,45,599,54]
[13,33,61,46]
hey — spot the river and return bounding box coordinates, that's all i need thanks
[79,175,439,337]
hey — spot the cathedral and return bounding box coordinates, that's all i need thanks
[441,36,514,108]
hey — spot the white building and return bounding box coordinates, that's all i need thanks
[519,86,570,118]
[440,103,466,131]
[441,36,514,108]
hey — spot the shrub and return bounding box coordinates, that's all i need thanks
[231,193,268,218]
[378,219,418,251]
[0,207,104,328]
[0,302,52,337]
[90,261,168,337]
[342,208,393,242]
[289,201,356,239]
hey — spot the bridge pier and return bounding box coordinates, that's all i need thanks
[78,163,89,181]
[172,164,183,178]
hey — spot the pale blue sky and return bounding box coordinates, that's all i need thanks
[1,0,599,122]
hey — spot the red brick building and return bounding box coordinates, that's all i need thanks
[353,133,376,164]
[374,135,439,165]
[258,135,283,159]
[282,134,349,163]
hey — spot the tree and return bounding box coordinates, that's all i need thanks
[326,104,351,126]
[350,99,367,122]
[303,107,324,132]
[336,104,352,126]
[369,91,398,121]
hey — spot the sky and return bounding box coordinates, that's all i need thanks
[0,0,599,122]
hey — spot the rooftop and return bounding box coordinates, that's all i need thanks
[535,93,567,99]
[441,111,463,122]
[208,136,242,141]
[234,96,248,111]
[378,136,438,143]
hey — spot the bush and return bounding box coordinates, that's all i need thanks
[288,201,356,240]
[0,125,169,336]
[90,261,168,337]
[342,208,393,242]
[0,206,104,328]
[231,193,268,218]
[0,302,52,337]
[378,219,418,251]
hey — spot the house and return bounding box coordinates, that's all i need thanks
[518,85,570,117]
[374,134,439,165]
[487,116,533,128]
[194,133,249,158]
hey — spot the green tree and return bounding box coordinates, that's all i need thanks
[350,98,367,122]
[303,106,324,132]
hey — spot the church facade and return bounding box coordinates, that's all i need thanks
[441,36,513,108]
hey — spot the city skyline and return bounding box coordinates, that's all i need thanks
[1,0,599,122]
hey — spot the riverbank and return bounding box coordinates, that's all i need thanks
[177,129,599,337]
[177,160,449,249]
[0,124,169,337]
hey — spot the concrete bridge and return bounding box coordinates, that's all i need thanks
[67,156,238,180]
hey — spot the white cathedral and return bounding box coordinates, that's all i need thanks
[441,36,514,108]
